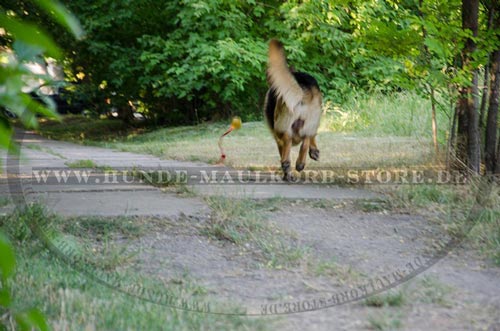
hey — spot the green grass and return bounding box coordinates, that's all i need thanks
[388,182,500,265]
[102,122,435,169]
[65,159,98,168]
[35,92,439,169]
[203,196,308,269]
[322,92,448,141]
[363,290,406,308]
[412,276,453,307]
[0,196,11,208]
[308,258,362,282]
[0,204,270,330]
[367,310,403,330]
[362,277,452,330]
[36,115,141,142]
[354,199,393,213]
[9,253,266,330]
[468,184,500,265]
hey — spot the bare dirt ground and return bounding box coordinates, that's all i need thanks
[1,132,499,330]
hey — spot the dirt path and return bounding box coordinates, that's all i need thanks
[2,131,499,330]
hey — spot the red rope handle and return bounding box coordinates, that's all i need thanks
[217,126,234,163]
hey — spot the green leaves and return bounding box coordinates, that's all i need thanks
[32,0,84,39]
[0,233,15,282]
[15,309,50,331]
[0,12,62,60]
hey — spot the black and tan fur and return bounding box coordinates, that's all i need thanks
[264,39,322,180]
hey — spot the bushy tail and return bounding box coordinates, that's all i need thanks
[267,39,303,113]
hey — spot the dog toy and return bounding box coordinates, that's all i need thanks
[218,116,242,164]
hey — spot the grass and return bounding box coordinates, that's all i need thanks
[322,92,448,141]
[387,181,500,265]
[35,114,142,142]
[103,123,435,169]
[309,258,362,282]
[65,159,98,168]
[412,275,453,307]
[35,92,440,169]
[0,196,11,208]
[203,196,309,269]
[468,185,500,265]
[363,277,453,330]
[32,92,500,272]
[0,204,270,330]
[367,310,403,330]
[471,207,500,265]
[363,290,406,308]
[354,198,393,213]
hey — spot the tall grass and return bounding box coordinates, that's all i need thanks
[321,92,449,142]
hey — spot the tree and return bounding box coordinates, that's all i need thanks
[455,0,481,173]
[484,2,500,174]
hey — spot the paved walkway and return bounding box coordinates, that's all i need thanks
[1,131,376,217]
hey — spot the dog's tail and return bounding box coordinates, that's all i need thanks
[267,39,303,113]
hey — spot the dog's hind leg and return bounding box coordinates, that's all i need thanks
[309,135,320,161]
[296,137,310,172]
[280,134,293,181]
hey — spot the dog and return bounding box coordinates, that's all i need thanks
[264,39,322,180]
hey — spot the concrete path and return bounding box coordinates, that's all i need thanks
[1,131,376,217]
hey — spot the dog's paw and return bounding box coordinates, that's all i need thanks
[282,172,295,182]
[309,148,320,161]
[281,160,291,172]
[281,160,294,181]
[296,162,305,172]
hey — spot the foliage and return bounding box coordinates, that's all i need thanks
[0,0,83,150]
[4,0,493,125]
[3,1,499,169]
[0,1,83,330]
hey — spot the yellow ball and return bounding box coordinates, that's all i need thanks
[231,116,242,130]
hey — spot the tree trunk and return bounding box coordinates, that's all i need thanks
[485,2,500,174]
[496,135,500,174]
[431,86,439,156]
[468,70,481,173]
[479,64,490,128]
[456,0,480,173]
[479,3,496,128]
[418,0,439,157]
[485,49,500,173]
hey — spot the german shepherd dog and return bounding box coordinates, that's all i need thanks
[264,39,322,180]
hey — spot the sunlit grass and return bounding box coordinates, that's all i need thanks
[36,92,441,170]
[100,92,439,169]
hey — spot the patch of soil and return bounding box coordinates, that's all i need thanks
[119,199,499,329]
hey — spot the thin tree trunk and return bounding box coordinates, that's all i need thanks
[480,64,491,127]
[496,133,500,174]
[418,0,439,157]
[447,104,458,169]
[479,4,495,128]
[456,97,469,168]
[446,84,458,169]
[431,86,439,156]
[467,70,481,173]
[485,49,500,173]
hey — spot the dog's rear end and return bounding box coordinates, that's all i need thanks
[264,39,322,180]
